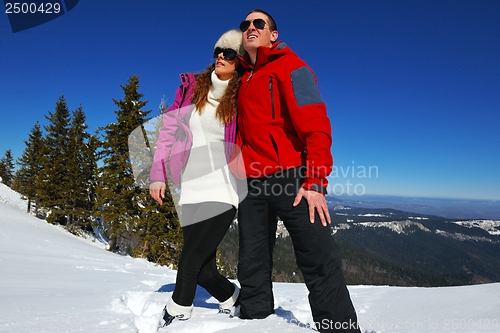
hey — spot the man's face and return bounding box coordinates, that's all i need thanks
[241,12,278,53]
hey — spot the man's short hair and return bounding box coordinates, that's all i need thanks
[247,9,277,32]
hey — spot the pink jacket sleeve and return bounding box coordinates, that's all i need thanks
[149,73,195,182]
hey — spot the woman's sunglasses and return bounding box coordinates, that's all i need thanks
[213,47,238,61]
[239,18,267,32]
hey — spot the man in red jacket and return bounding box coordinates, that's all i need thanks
[234,9,361,333]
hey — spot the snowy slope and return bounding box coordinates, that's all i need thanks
[1,183,499,333]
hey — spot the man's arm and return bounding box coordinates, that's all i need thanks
[282,63,333,225]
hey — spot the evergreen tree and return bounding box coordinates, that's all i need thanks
[37,95,72,223]
[95,76,152,253]
[132,200,183,266]
[130,96,183,266]
[0,149,15,187]
[85,134,100,222]
[14,122,45,214]
[65,106,98,232]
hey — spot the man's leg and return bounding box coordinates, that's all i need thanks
[269,169,360,332]
[237,179,276,319]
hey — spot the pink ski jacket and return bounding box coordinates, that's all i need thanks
[150,72,237,184]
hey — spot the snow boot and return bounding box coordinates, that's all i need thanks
[218,283,240,316]
[158,300,192,328]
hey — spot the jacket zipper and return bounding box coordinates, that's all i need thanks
[246,50,258,83]
[269,76,275,120]
[247,70,253,82]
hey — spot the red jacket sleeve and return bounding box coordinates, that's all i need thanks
[281,63,333,193]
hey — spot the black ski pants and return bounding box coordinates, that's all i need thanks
[237,168,360,333]
[172,202,236,306]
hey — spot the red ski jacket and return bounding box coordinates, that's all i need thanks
[233,41,333,194]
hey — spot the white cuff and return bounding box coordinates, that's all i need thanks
[167,299,193,319]
[219,283,240,310]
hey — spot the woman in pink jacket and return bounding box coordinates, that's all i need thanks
[149,29,245,327]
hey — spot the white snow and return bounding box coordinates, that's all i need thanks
[357,214,387,217]
[357,221,431,234]
[1,183,499,333]
[333,221,431,235]
[454,220,500,236]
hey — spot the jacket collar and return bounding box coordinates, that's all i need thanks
[180,72,196,89]
[239,41,290,71]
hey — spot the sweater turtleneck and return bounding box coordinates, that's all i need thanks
[207,70,229,107]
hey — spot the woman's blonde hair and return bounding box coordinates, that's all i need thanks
[191,63,243,125]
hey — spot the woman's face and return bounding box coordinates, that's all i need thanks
[214,51,239,81]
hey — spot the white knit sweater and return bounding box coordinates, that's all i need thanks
[179,71,238,208]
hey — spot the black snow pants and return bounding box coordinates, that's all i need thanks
[237,168,361,333]
[172,202,236,306]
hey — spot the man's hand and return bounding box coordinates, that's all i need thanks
[293,187,331,227]
[149,181,166,205]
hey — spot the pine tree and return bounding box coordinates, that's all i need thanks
[132,199,183,266]
[65,106,98,232]
[85,134,100,223]
[37,95,72,223]
[0,149,15,187]
[129,98,183,267]
[14,122,45,214]
[95,76,183,265]
[95,76,152,253]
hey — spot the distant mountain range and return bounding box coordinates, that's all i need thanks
[328,195,500,219]
[329,204,500,285]
[220,196,500,287]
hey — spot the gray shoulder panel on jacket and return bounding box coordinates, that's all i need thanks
[277,42,287,50]
[291,66,323,106]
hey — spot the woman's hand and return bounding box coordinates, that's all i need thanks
[149,181,166,205]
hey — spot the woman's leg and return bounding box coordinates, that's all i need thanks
[172,202,236,306]
[195,204,237,303]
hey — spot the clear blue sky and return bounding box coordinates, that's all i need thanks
[1,0,499,200]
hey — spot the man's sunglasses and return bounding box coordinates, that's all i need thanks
[213,47,238,61]
[239,18,267,32]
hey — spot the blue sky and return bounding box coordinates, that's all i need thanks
[1,0,499,200]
